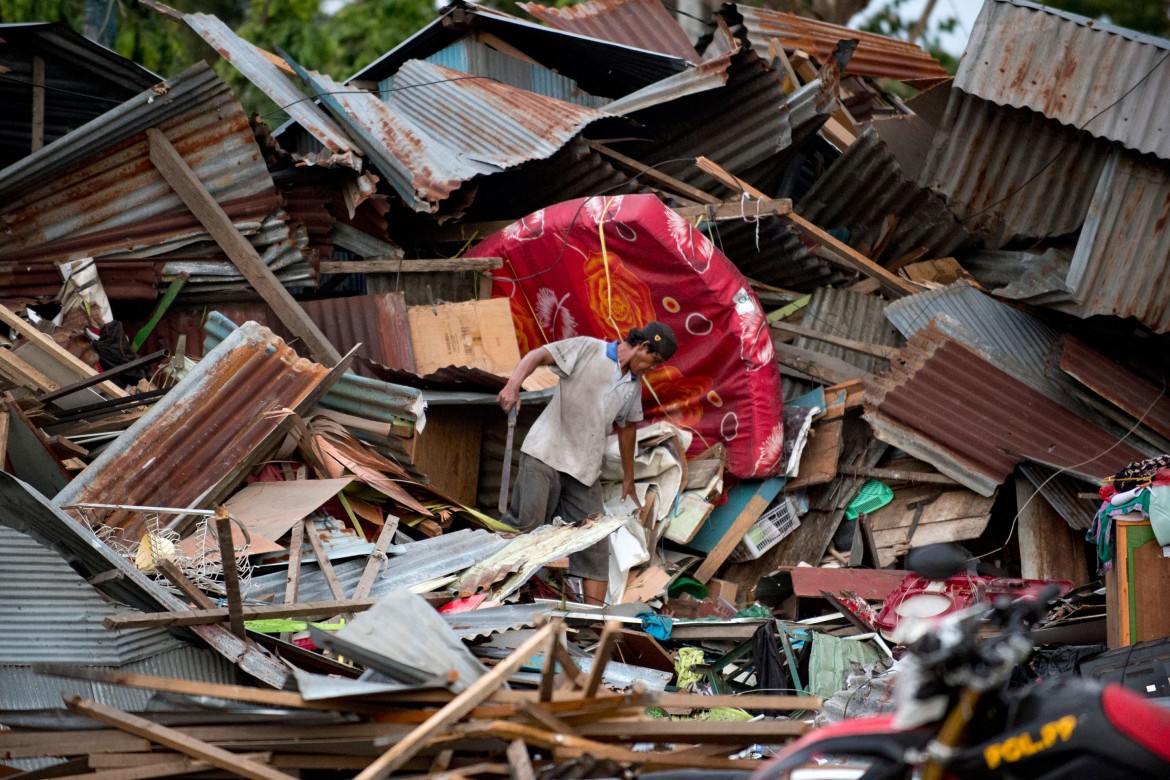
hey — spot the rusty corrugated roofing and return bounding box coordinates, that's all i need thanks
[717,3,948,84]
[300,293,416,376]
[1059,335,1170,442]
[799,125,976,266]
[918,88,1113,248]
[293,59,620,216]
[1064,149,1170,333]
[863,324,1145,496]
[519,0,700,63]
[957,0,1170,160]
[54,322,332,542]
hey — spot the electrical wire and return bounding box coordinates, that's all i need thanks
[0,72,128,104]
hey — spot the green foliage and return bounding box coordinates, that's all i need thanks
[1043,0,1169,36]
[858,0,959,76]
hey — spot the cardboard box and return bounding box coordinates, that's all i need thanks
[408,298,521,376]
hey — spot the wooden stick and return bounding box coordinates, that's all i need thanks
[319,258,502,274]
[588,141,720,204]
[214,508,246,638]
[283,518,305,605]
[147,128,342,365]
[771,321,900,360]
[65,753,271,780]
[583,621,621,698]
[65,696,297,780]
[506,739,536,780]
[352,518,397,601]
[305,517,348,602]
[103,599,388,629]
[538,625,560,703]
[354,621,560,780]
[519,703,580,737]
[0,348,59,392]
[836,464,960,485]
[155,560,214,609]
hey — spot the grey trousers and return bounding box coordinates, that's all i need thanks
[502,453,610,580]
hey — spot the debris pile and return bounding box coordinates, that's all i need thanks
[1,0,1169,776]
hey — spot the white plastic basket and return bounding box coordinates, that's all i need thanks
[731,496,801,562]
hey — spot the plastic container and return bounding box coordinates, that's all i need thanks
[731,496,802,562]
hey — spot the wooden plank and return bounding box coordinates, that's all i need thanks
[155,560,215,609]
[771,321,900,360]
[506,739,535,780]
[66,754,269,780]
[352,518,398,600]
[772,341,870,386]
[0,733,151,760]
[103,598,393,629]
[213,509,246,638]
[31,55,45,152]
[283,517,305,605]
[519,703,580,737]
[1016,477,1088,586]
[319,258,503,273]
[693,493,772,583]
[305,518,348,602]
[0,347,59,392]
[588,141,720,204]
[0,407,8,470]
[64,697,295,780]
[146,128,342,366]
[785,419,843,491]
[836,464,958,485]
[538,626,560,703]
[0,307,127,399]
[582,621,620,698]
[353,622,559,780]
[778,566,907,601]
[576,719,807,743]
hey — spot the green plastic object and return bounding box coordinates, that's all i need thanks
[844,480,893,520]
[668,576,708,601]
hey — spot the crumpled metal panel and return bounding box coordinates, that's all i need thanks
[385,37,611,109]
[956,0,1170,160]
[1059,335,1170,442]
[918,88,1113,248]
[602,50,734,115]
[293,59,618,215]
[958,247,1075,306]
[245,529,510,602]
[0,472,290,688]
[519,0,700,63]
[54,321,331,542]
[442,602,553,640]
[799,125,976,265]
[718,3,948,84]
[0,63,287,267]
[315,589,486,691]
[863,325,1145,496]
[792,287,903,376]
[1064,149,1170,333]
[348,0,688,99]
[300,293,416,376]
[0,525,182,665]
[182,13,360,167]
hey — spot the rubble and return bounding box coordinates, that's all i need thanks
[2,0,1170,776]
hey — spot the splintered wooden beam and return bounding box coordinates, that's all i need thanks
[582,621,621,698]
[146,128,342,366]
[587,141,720,204]
[771,321,900,360]
[319,258,503,274]
[354,621,560,780]
[214,509,246,639]
[64,696,297,780]
[0,306,127,398]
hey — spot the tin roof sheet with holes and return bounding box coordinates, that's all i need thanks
[292,59,620,216]
[917,88,1113,248]
[0,63,297,281]
[54,321,332,543]
[717,3,949,84]
[1064,148,1170,333]
[798,125,976,266]
[519,0,700,63]
[956,0,1170,160]
[863,325,1146,496]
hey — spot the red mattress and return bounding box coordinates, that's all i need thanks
[469,194,784,478]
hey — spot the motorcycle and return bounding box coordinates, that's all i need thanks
[752,545,1170,780]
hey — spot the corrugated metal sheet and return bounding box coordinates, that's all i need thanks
[1059,335,1170,442]
[956,0,1170,160]
[792,287,904,376]
[442,602,552,640]
[245,529,509,602]
[347,0,688,99]
[183,13,359,166]
[799,125,976,265]
[0,525,182,666]
[718,3,949,84]
[54,321,332,542]
[863,324,1145,496]
[0,646,235,711]
[383,37,611,109]
[883,281,1095,417]
[918,88,1113,248]
[519,0,700,63]
[602,50,734,115]
[293,59,619,216]
[1019,464,1096,530]
[702,213,843,292]
[300,293,416,376]
[0,472,291,688]
[203,310,426,433]
[957,247,1075,306]
[0,22,158,168]
[1064,148,1170,332]
[0,63,285,263]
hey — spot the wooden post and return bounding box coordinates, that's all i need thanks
[146,128,342,366]
[1016,477,1088,586]
[213,508,246,639]
[65,696,297,780]
[31,56,45,152]
[353,621,560,780]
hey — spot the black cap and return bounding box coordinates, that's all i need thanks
[630,321,678,360]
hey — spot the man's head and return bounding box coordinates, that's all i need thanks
[626,321,677,374]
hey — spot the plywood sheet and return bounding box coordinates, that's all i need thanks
[867,484,995,567]
[407,298,521,377]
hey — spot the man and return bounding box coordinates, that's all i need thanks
[497,321,678,606]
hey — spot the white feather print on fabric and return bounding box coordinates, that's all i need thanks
[535,288,579,341]
[503,209,545,241]
[664,209,713,274]
[735,291,774,371]
[754,422,786,474]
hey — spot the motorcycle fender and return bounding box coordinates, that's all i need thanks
[753,716,931,780]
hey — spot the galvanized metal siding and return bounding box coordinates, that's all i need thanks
[519,0,700,63]
[724,4,948,83]
[792,287,903,376]
[1066,148,1170,332]
[799,125,975,265]
[0,526,182,666]
[918,88,1112,248]
[957,0,1170,160]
